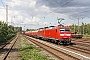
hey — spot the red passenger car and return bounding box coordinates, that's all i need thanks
[37,28,44,39]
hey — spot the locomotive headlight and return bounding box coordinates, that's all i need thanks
[66,34,71,36]
[60,34,64,36]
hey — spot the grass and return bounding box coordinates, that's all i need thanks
[19,37,49,60]
[83,34,90,38]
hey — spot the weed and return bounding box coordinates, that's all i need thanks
[19,37,49,60]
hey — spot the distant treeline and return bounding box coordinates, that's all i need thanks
[70,22,90,35]
[0,21,22,42]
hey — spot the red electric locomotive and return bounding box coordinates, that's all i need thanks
[57,25,71,44]
[43,25,71,44]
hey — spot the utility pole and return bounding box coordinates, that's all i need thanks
[83,22,84,35]
[11,17,13,26]
[78,18,79,34]
[74,20,75,33]
[6,5,8,25]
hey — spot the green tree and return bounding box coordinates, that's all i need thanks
[0,21,17,42]
[70,23,90,35]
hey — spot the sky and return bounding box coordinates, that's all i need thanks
[0,0,90,30]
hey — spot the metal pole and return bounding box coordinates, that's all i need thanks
[6,5,8,25]
[78,18,79,33]
[74,20,75,33]
[11,16,13,26]
[83,23,84,35]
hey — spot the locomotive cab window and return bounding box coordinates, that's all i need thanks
[65,28,70,32]
[60,28,70,32]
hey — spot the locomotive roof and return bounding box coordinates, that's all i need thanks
[49,26,55,27]
[59,26,70,28]
[58,24,64,26]
[39,28,44,29]
[44,27,48,28]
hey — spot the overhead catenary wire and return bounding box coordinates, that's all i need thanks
[39,0,74,26]
[41,0,90,20]
[41,0,73,18]
[70,9,90,17]
[58,7,90,20]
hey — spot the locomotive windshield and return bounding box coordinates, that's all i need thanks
[60,28,70,32]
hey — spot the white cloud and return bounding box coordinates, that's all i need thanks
[7,0,36,8]
[0,7,6,22]
[7,0,21,7]
[40,5,51,12]
[22,17,40,24]
[0,0,90,29]
[29,0,36,7]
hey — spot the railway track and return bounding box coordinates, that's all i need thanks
[72,41,90,48]
[24,35,80,60]
[72,38,90,44]
[43,38,90,55]
[0,36,16,51]
[73,40,90,43]
[0,35,18,60]
[65,45,90,55]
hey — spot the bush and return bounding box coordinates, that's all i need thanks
[0,21,16,43]
[7,34,16,40]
